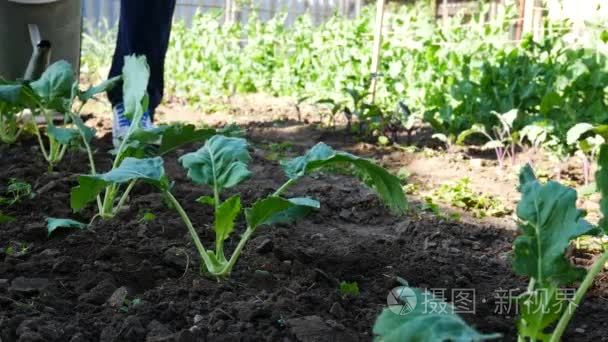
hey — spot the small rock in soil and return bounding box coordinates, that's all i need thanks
[107,286,129,307]
[146,319,172,340]
[52,256,78,273]
[288,315,333,342]
[329,302,345,319]
[163,247,188,269]
[254,238,273,254]
[249,270,276,289]
[78,279,116,305]
[10,277,49,293]
[0,278,9,292]
[193,314,204,325]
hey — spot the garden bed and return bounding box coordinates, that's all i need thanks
[1,117,608,342]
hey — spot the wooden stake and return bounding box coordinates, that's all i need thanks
[369,0,385,103]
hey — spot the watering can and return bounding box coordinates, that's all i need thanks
[0,0,82,80]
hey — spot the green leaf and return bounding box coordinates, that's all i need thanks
[122,55,150,120]
[179,135,252,191]
[215,195,241,242]
[264,197,320,225]
[70,157,165,211]
[159,124,216,155]
[196,195,215,207]
[540,92,562,115]
[516,284,564,342]
[373,288,500,342]
[79,75,121,102]
[47,124,79,145]
[46,217,87,236]
[566,123,594,145]
[339,281,360,296]
[30,60,74,111]
[456,124,487,145]
[496,109,517,130]
[245,197,294,230]
[514,165,593,285]
[281,142,407,214]
[0,211,15,224]
[596,145,608,232]
[70,176,107,212]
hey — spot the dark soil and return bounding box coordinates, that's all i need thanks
[1,121,608,342]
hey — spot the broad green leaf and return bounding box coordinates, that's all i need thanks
[30,60,74,111]
[93,157,164,184]
[245,197,294,230]
[566,123,594,145]
[514,165,593,285]
[215,195,241,241]
[373,288,500,342]
[482,140,504,150]
[0,83,38,108]
[540,92,562,115]
[122,55,150,120]
[456,124,487,145]
[79,75,121,102]
[70,176,107,212]
[179,135,252,191]
[495,109,517,130]
[46,217,87,236]
[516,284,564,342]
[159,124,216,155]
[71,157,165,211]
[281,143,407,214]
[596,145,608,232]
[47,124,79,145]
[264,197,320,225]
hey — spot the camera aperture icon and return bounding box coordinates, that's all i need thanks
[387,286,417,315]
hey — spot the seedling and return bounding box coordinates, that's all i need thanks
[139,211,156,223]
[457,109,519,168]
[566,123,604,185]
[68,56,217,221]
[0,179,34,206]
[135,135,407,279]
[339,281,360,297]
[431,178,508,218]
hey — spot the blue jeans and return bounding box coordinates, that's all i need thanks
[107,0,176,119]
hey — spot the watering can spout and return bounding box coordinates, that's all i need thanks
[23,24,52,81]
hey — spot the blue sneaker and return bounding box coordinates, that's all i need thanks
[112,103,154,147]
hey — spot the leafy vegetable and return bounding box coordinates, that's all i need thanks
[159,135,407,278]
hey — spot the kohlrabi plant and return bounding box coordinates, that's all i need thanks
[457,109,519,168]
[374,145,608,341]
[160,135,407,278]
[0,61,120,169]
[567,122,605,184]
[67,55,218,221]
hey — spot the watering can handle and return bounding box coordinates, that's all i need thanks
[28,24,41,47]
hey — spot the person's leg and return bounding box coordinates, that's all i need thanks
[107,0,176,119]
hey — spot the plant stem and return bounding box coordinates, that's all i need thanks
[32,121,50,161]
[113,180,136,215]
[273,178,296,197]
[549,250,608,342]
[220,226,255,276]
[164,191,214,269]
